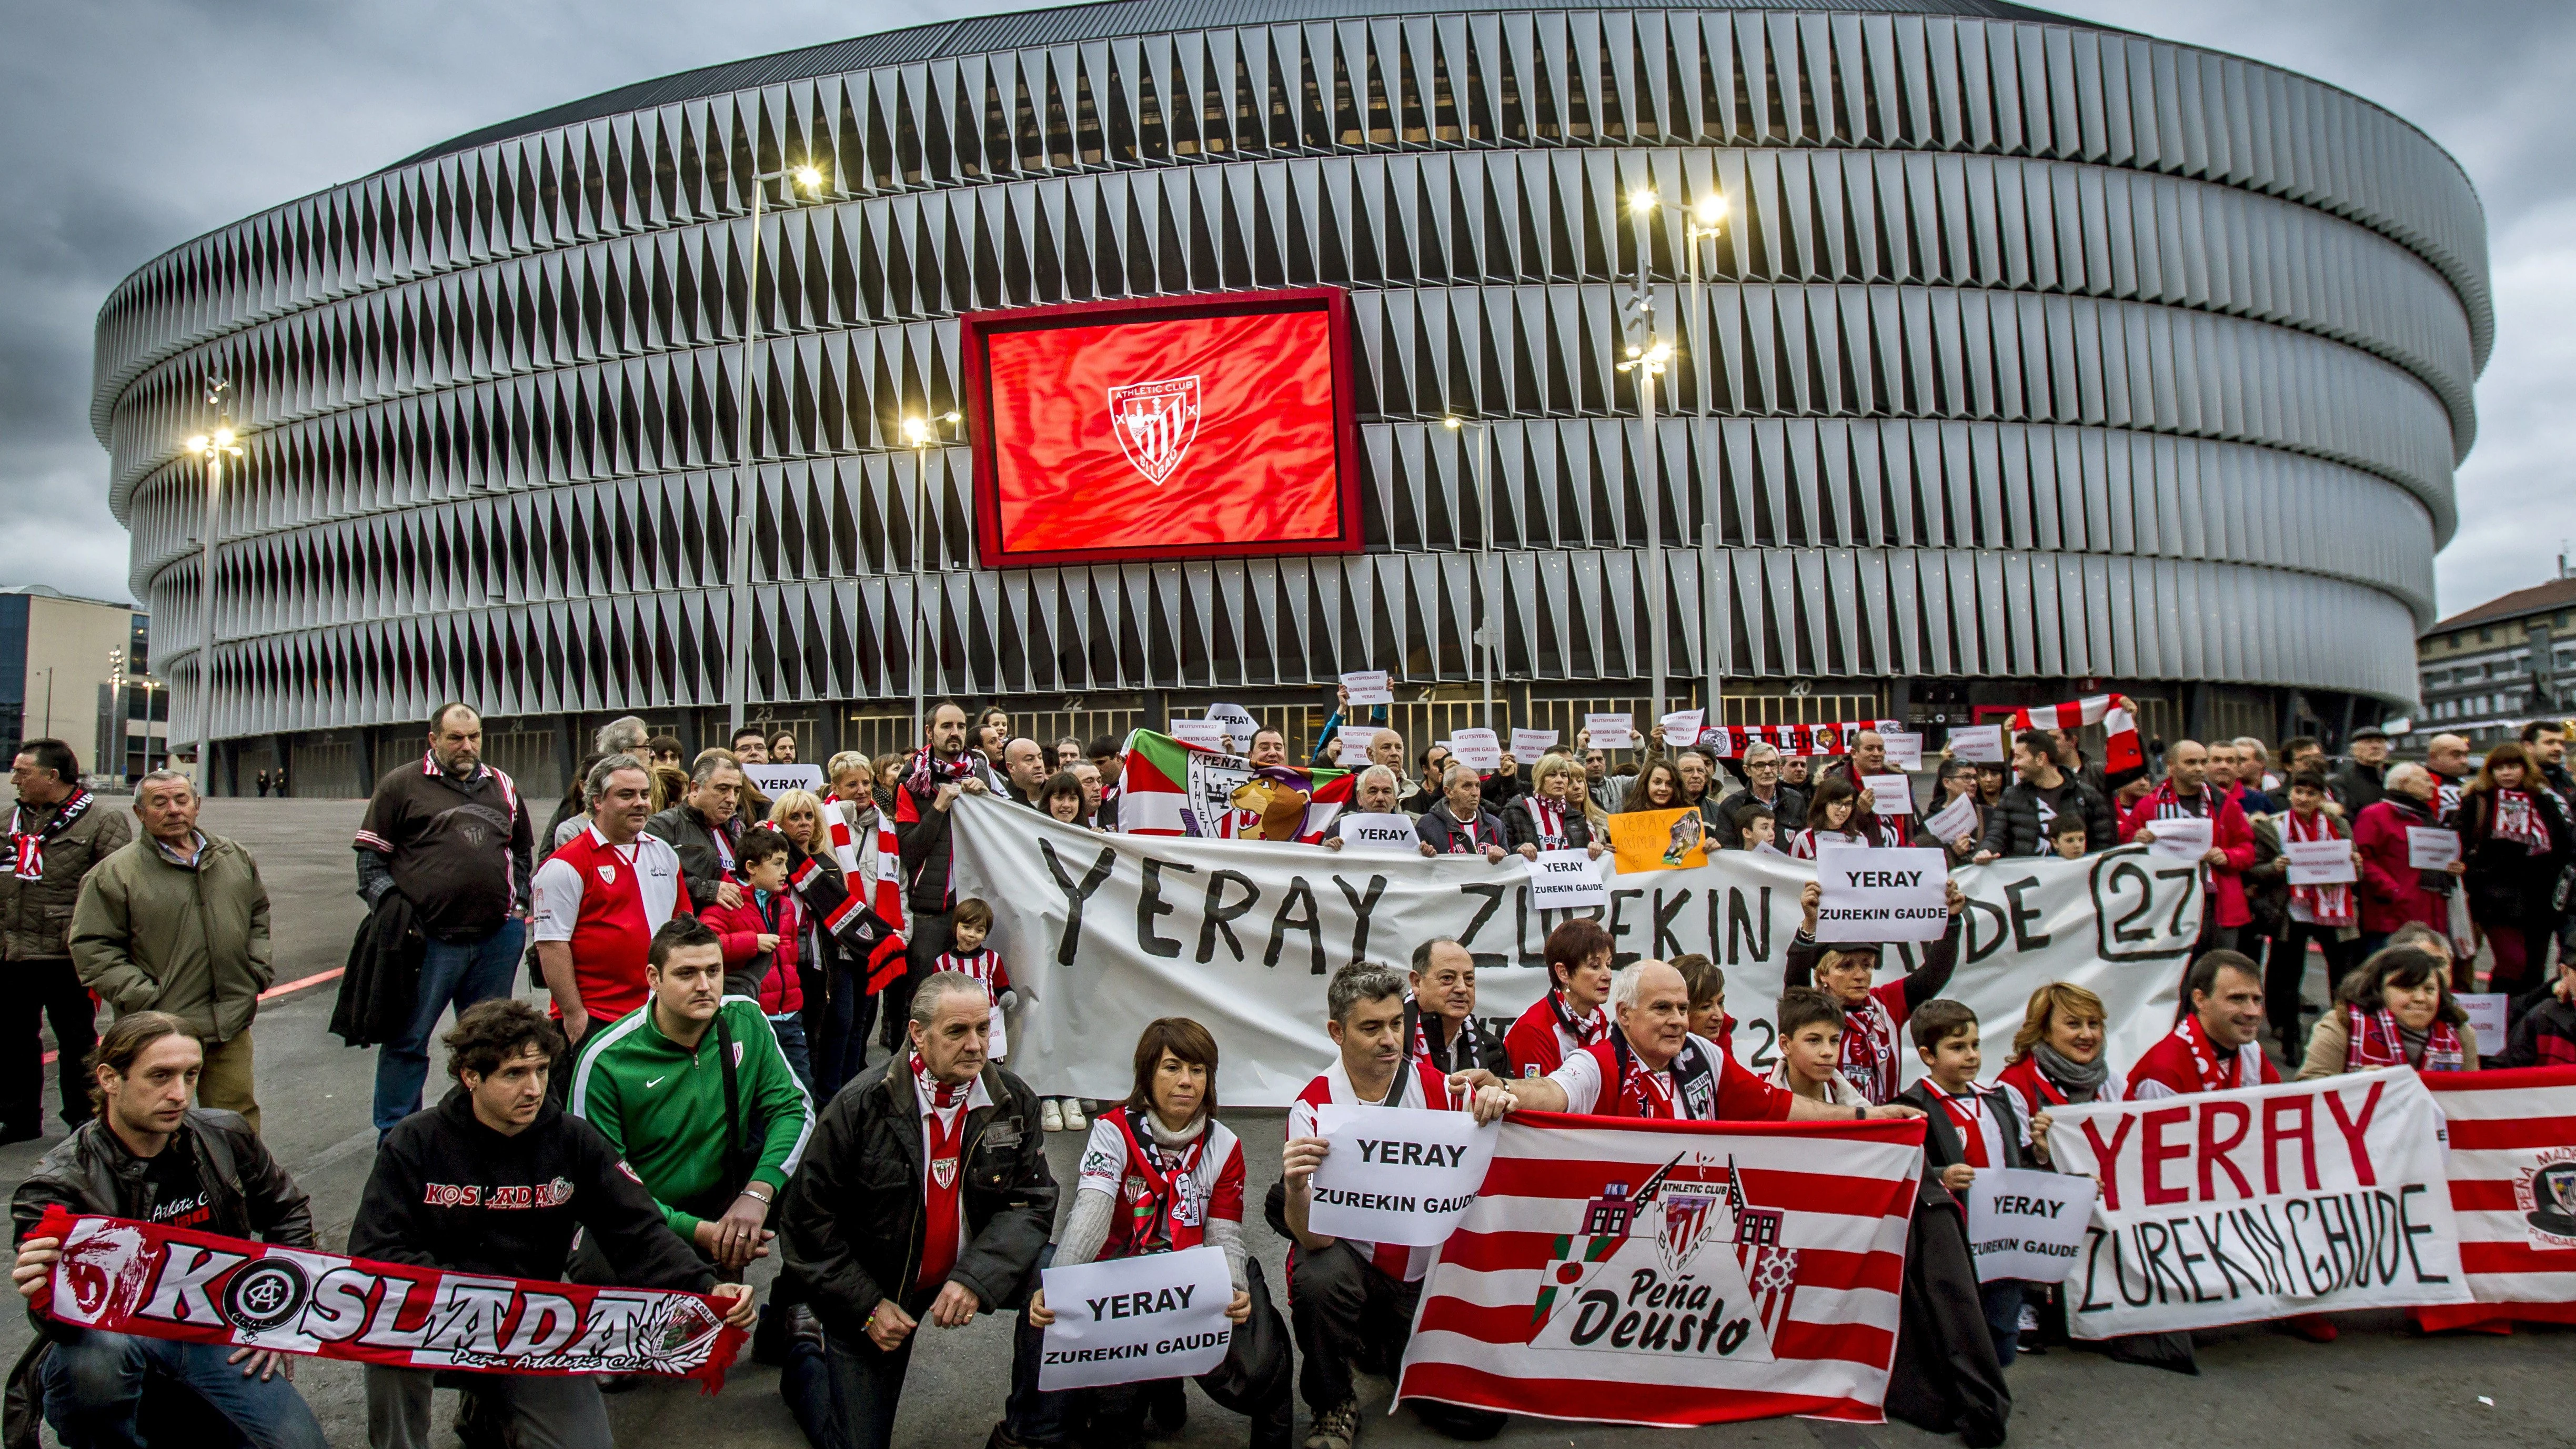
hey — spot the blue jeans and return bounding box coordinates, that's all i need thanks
[374,917,526,1132]
[40,1331,328,1449]
[769,1012,814,1096]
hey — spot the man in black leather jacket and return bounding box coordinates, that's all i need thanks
[8,1013,321,1449]
[779,970,1056,1449]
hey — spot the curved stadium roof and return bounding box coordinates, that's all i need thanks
[395,0,2092,168]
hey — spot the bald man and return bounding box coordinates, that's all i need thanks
[2121,740,2256,953]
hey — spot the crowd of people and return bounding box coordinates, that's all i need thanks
[3,695,2573,1449]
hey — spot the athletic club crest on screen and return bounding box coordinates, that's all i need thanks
[1107,375,1202,486]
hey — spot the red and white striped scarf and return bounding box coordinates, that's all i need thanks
[7,791,93,882]
[2346,1004,2466,1072]
[1522,796,1567,848]
[2282,808,2353,925]
[2010,696,2146,781]
[2487,789,2553,852]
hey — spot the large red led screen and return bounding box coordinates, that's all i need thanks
[964,291,1360,568]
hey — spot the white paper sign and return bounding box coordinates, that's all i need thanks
[1341,670,1394,706]
[1813,846,1951,942]
[2459,992,2507,1056]
[1333,726,1380,765]
[1333,812,1422,854]
[740,763,826,798]
[1205,702,1260,747]
[1923,792,1982,847]
[1510,728,1559,764]
[2283,837,2357,884]
[1038,1246,1235,1390]
[1584,712,1636,751]
[1448,728,1503,771]
[989,1004,1009,1060]
[1966,1167,2097,1284]
[1309,1105,1497,1247]
[1526,848,1609,910]
[1170,718,1229,751]
[1861,773,1916,816]
[2406,826,2461,871]
[1947,726,2007,763]
[2142,814,2213,861]
[1658,710,1705,745]
[1880,731,1925,770]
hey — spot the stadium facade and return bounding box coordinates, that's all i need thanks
[95,0,2488,797]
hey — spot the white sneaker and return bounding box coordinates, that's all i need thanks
[1041,1099,1064,1133]
[1061,1099,1088,1131]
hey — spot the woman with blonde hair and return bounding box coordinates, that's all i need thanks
[1504,754,1605,860]
[767,788,866,1094]
[1997,981,2125,1113]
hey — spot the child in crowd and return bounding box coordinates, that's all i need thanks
[1672,954,1730,1049]
[2048,812,2091,860]
[1789,777,1863,860]
[1737,803,1783,854]
[938,898,1068,1129]
[1767,988,1866,1108]
[698,829,812,1090]
[1896,1000,2051,1369]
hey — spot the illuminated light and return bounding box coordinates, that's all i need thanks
[1694,193,1725,227]
[184,435,209,452]
[1627,188,1658,214]
[1443,417,1463,430]
[212,427,236,447]
[938,411,960,424]
[789,164,825,192]
[901,417,931,447]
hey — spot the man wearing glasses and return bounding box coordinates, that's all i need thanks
[1713,742,1805,850]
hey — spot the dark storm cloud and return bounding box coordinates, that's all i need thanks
[2,0,2565,618]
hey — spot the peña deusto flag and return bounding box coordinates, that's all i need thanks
[2418,1065,2576,1329]
[1116,729,1354,843]
[1395,1112,1925,1427]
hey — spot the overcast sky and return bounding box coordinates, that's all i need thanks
[5,0,2565,625]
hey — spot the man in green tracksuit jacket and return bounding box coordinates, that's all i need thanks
[568,915,813,1274]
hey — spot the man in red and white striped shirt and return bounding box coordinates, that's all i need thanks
[1281,963,1497,1447]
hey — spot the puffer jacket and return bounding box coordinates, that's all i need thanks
[6,1109,311,1449]
[779,1056,1055,1340]
[646,803,744,915]
[0,793,132,962]
[67,834,271,1044]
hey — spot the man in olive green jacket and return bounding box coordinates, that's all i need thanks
[68,771,273,1131]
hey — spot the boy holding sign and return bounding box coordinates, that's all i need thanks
[1894,1000,2052,1367]
[1008,1019,1290,1448]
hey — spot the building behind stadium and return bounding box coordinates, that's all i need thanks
[94,0,2488,798]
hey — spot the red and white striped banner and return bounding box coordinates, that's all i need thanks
[2421,1066,2576,1329]
[2009,696,2146,779]
[1395,1112,1925,1427]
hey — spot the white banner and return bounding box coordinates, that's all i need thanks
[1946,726,2006,763]
[2458,993,2507,1053]
[1206,702,1259,745]
[2045,1069,2471,1336]
[1659,710,1705,744]
[1861,773,1916,816]
[1335,726,1379,764]
[1307,1105,1497,1246]
[950,799,2201,1106]
[741,763,824,798]
[2284,838,2356,885]
[1814,847,1949,943]
[1586,713,1636,751]
[1923,793,1981,848]
[1341,670,1394,706]
[1171,719,1227,751]
[1037,1246,1235,1390]
[1527,848,1610,911]
[1966,1168,2097,1284]
[1511,728,1560,764]
[1880,732,1924,770]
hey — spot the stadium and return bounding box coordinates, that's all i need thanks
[93,0,2488,798]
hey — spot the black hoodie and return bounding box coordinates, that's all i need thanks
[349,1086,710,1291]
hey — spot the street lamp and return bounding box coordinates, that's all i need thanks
[182,417,243,791]
[726,161,832,736]
[1443,416,1496,731]
[1682,190,1728,727]
[1618,182,1671,726]
[901,410,962,739]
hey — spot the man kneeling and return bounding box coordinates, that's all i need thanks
[12,1013,325,1449]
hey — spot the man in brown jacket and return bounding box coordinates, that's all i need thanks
[2,740,130,1143]
[68,770,273,1131]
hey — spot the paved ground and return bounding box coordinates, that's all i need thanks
[0,797,2562,1447]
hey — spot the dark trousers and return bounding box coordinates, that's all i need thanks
[886,909,953,1051]
[2263,922,2358,1053]
[1980,1279,2025,1370]
[1007,1252,1293,1449]
[1286,1244,1502,1438]
[813,1285,941,1449]
[817,964,876,1100]
[2192,912,2239,958]
[5,958,97,1133]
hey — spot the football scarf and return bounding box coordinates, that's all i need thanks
[27,1207,744,1388]
[2346,1005,2466,1073]
[1522,797,1567,849]
[913,1054,970,1291]
[1596,1031,1721,1121]
[1108,1108,1211,1254]
[1548,990,1608,1050]
[2282,808,2354,925]
[9,790,94,882]
[2175,1012,2248,1094]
